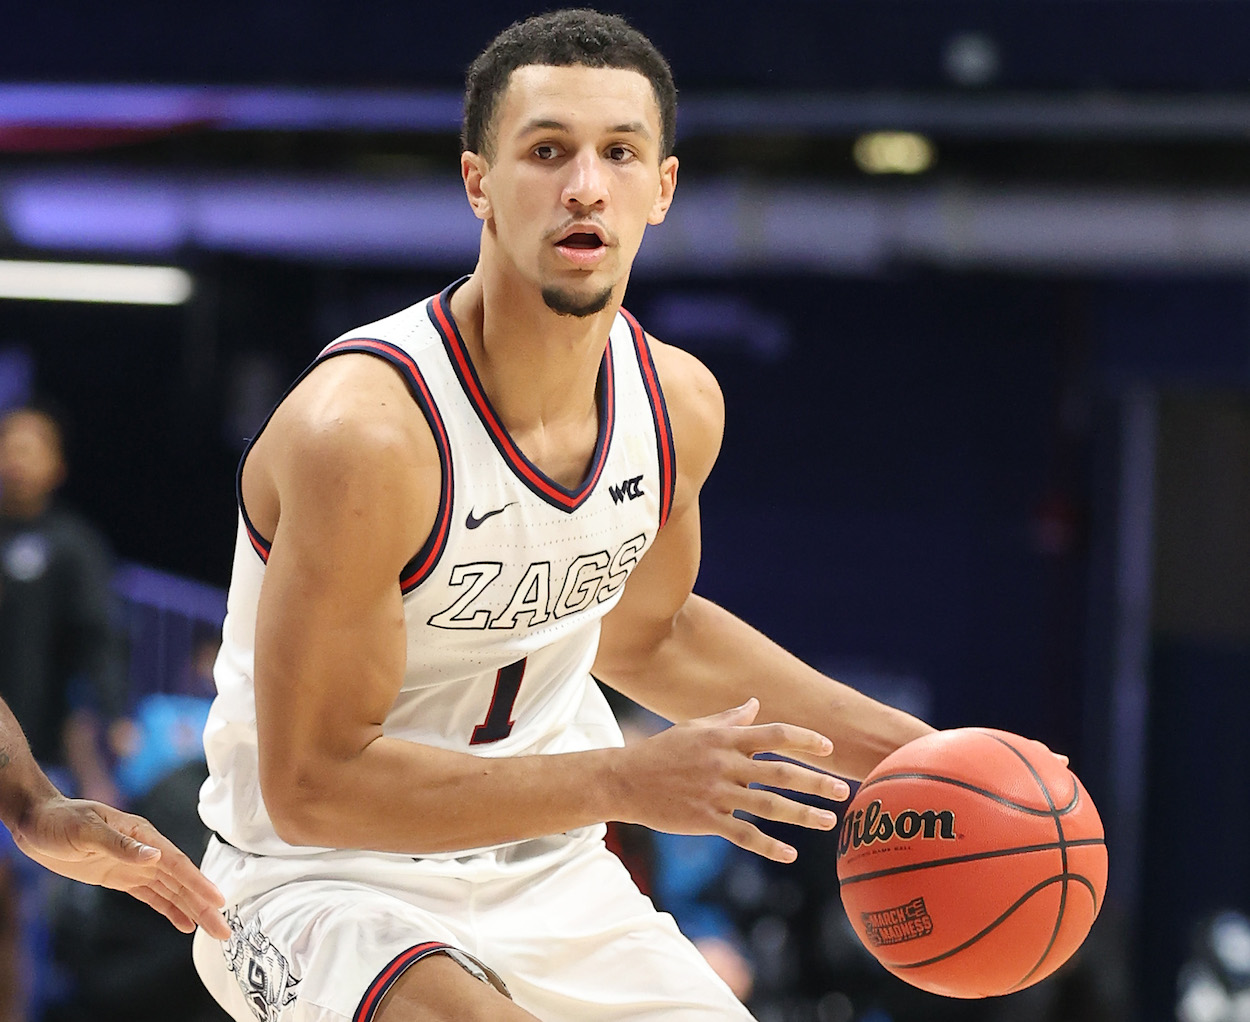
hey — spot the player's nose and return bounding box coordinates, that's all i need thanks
[562,149,608,209]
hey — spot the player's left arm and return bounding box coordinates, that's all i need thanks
[593,337,934,781]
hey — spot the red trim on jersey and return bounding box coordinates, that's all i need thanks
[621,308,677,528]
[245,526,271,562]
[353,942,452,1022]
[428,290,615,513]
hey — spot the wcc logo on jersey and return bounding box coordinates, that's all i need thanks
[609,475,644,504]
[429,533,648,630]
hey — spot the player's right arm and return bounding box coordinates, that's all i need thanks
[250,356,840,861]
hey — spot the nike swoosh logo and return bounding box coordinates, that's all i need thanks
[465,502,517,529]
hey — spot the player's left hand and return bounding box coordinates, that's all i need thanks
[11,795,230,939]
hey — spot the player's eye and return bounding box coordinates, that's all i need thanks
[606,145,633,162]
[533,144,560,160]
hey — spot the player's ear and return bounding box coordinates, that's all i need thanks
[462,151,492,222]
[648,155,678,225]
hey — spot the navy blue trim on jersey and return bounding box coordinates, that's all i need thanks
[620,308,677,529]
[353,942,454,1022]
[235,355,328,565]
[234,339,453,595]
[427,280,616,514]
[317,339,454,594]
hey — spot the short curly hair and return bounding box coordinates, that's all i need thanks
[462,8,677,161]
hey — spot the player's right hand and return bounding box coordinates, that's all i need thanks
[616,698,849,863]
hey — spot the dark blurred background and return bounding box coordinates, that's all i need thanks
[4,2,1250,1020]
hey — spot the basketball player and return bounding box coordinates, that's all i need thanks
[0,689,229,938]
[194,10,934,1021]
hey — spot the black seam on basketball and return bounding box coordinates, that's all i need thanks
[1007,872,1102,992]
[837,837,1106,886]
[982,731,1071,986]
[858,771,1081,817]
[893,872,1096,972]
[1016,877,1068,990]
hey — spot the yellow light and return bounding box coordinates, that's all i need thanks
[853,132,936,175]
[0,259,193,305]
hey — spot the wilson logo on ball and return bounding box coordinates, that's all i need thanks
[838,799,957,858]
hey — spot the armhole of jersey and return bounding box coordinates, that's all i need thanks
[236,338,454,593]
[235,358,328,565]
[621,309,677,529]
[319,339,454,593]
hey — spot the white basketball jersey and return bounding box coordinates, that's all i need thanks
[199,279,676,858]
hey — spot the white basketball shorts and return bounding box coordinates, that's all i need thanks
[193,830,756,1022]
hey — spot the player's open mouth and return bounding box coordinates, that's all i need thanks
[554,230,609,266]
[558,233,604,249]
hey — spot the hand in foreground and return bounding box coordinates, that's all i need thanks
[11,795,231,939]
[619,698,851,864]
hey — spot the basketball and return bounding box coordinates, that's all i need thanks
[835,727,1107,999]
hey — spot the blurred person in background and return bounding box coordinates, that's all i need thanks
[0,404,128,802]
[0,403,132,1020]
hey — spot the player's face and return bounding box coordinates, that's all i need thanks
[0,412,65,510]
[464,64,678,317]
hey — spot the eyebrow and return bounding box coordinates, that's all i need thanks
[517,118,652,140]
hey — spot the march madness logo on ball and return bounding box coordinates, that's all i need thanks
[862,897,935,947]
[837,798,957,858]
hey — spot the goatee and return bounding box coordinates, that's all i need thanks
[542,285,614,318]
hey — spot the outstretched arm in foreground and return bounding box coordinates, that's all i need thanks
[0,698,229,939]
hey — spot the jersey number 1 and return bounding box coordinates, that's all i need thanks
[471,658,527,745]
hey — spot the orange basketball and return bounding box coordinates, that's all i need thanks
[835,727,1107,999]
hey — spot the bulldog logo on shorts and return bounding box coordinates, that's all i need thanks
[223,909,301,1022]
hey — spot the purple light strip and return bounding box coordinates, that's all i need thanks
[5,83,1250,139]
[0,83,463,132]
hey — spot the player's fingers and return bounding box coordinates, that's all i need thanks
[154,847,228,908]
[751,758,850,802]
[128,884,198,934]
[79,816,162,863]
[737,721,833,760]
[693,698,761,729]
[199,909,232,941]
[147,874,231,934]
[169,894,230,939]
[150,873,231,939]
[120,817,227,909]
[738,787,839,832]
[719,816,799,864]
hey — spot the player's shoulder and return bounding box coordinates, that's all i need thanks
[645,334,724,423]
[643,331,725,481]
[266,350,437,486]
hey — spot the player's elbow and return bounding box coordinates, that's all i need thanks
[597,607,682,687]
[259,756,341,847]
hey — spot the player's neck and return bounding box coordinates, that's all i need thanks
[449,270,618,432]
